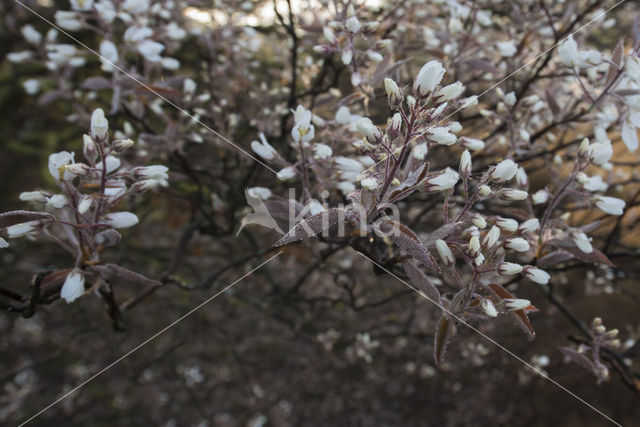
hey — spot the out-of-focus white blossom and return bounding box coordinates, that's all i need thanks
[6,221,39,238]
[122,0,150,14]
[532,189,550,204]
[335,157,363,181]
[460,137,484,151]
[99,39,119,72]
[91,108,109,140]
[137,39,165,62]
[21,25,42,45]
[571,230,593,253]
[558,35,601,68]
[104,212,139,228]
[313,143,333,159]
[499,188,528,201]
[251,133,277,161]
[247,187,271,200]
[360,177,379,191]
[496,41,517,57]
[277,166,296,181]
[427,127,456,145]
[490,159,518,182]
[594,196,625,216]
[435,239,454,266]
[22,79,40,95]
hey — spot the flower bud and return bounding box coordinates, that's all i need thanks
[83,134,97,161]
[460,137,484,151]
[515,167,528,188]
[459,150,471,177]
[91,108,109,140]
[95,229,121,246]
[60,269,85,303]
[593,196,625,216]
[427,127,456,145]
[414,60,445,97]
[490,159,518,182]
[505,237,530,252]
[498,188,528,201]
[519,218,540,233]
[531,189,550,204]
[483,225,500,248]
[113,138,135,152]
[498,262,523,275]
[477,185,493,197]
[435,239,455,266]
[467,235,481,257]
[481,299,498,317]
[504,298,531,311]
[65,162,90,176]
[104,211,139,229]
[523,266,550,284]
[388,113,402,140]
[434,81,465,102]
[383,78,403,107]
[19,191,48,203]
[423,168,459,191]
[356,117,383,143]
[495,217,518,232]
[471,214,486,229]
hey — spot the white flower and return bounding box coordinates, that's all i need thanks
[7,51,33,63]
[457,150,471,177]
[134,165,169,181]
[22,79,40,95]
[523,266,550,284]
[55,11,82,31]
[588,140,613,165]
[323,26,336,44]
[122,0,150,14]
[161,57,180,70]
[341,49,353,65]
[495,217,518,232]
[504,298,531,311]
[383,78,403,105]
[516,167,528,187]
[504,92,517,106]
[78,197,93,214]
[532,189,550,204]
[291,105,315,143]
[499,188,528,201]
[313,143,333,159]
[95,0,116,23]
[48,151,75,182]
[594,196,625,215]
[247,187,271,200]
[251,133,277,161]
[96,155,121,174]
[335,157,363,181]
[483,225,500,248]
[99,39,118,72]
[407,142,426,162]
[479,185,492,196]
[481,299,498,317]
[414,60,446,97]
[360,177,379,191]
[337,181,356,195]
[335,106,354,125]
[558,36,601,68]
[577,173,608,192]
[124,26,153,43]
[497,41,517,57]
[91,108,109,140]
[570,230,593,253]
[307,200,325,216]
[104,212,139,228]
[345,16,361,33]
[20,191,48,203]
[498,262,523,275]
[47,44,79,65]
[425,168,459,191]
[21,25,42,45]
[277,166,296,181]
[471,214,486,229]
[137,39,164,62]
[519,218,540,233]
[467,235,480,257]
[0,237,8,249]
[621,120,638,152]
[47,194,67,209]
[505,237,530,252]
[460,137,484,151]
[625,56,640,84]
[356,118,382,141]
[6,221,39,238]
[166,22,187,40]
[435,239,454,266]
[367,50,384,62]
[491,159,518,182]
[60,270,85,303]
[435,81,465,101]
[427,127,457,145]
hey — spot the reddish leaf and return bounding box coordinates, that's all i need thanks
[605,38,624,87]
[81,76,112,90]
[376,220,440,272]
[423,222,462,247]
[434,315,456,367]
[0,211,54,230]
[537,250,575,267]
[274,208,344,247]
[487,283,536,338]
[545,89,561,117]
[403,261,441,305]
